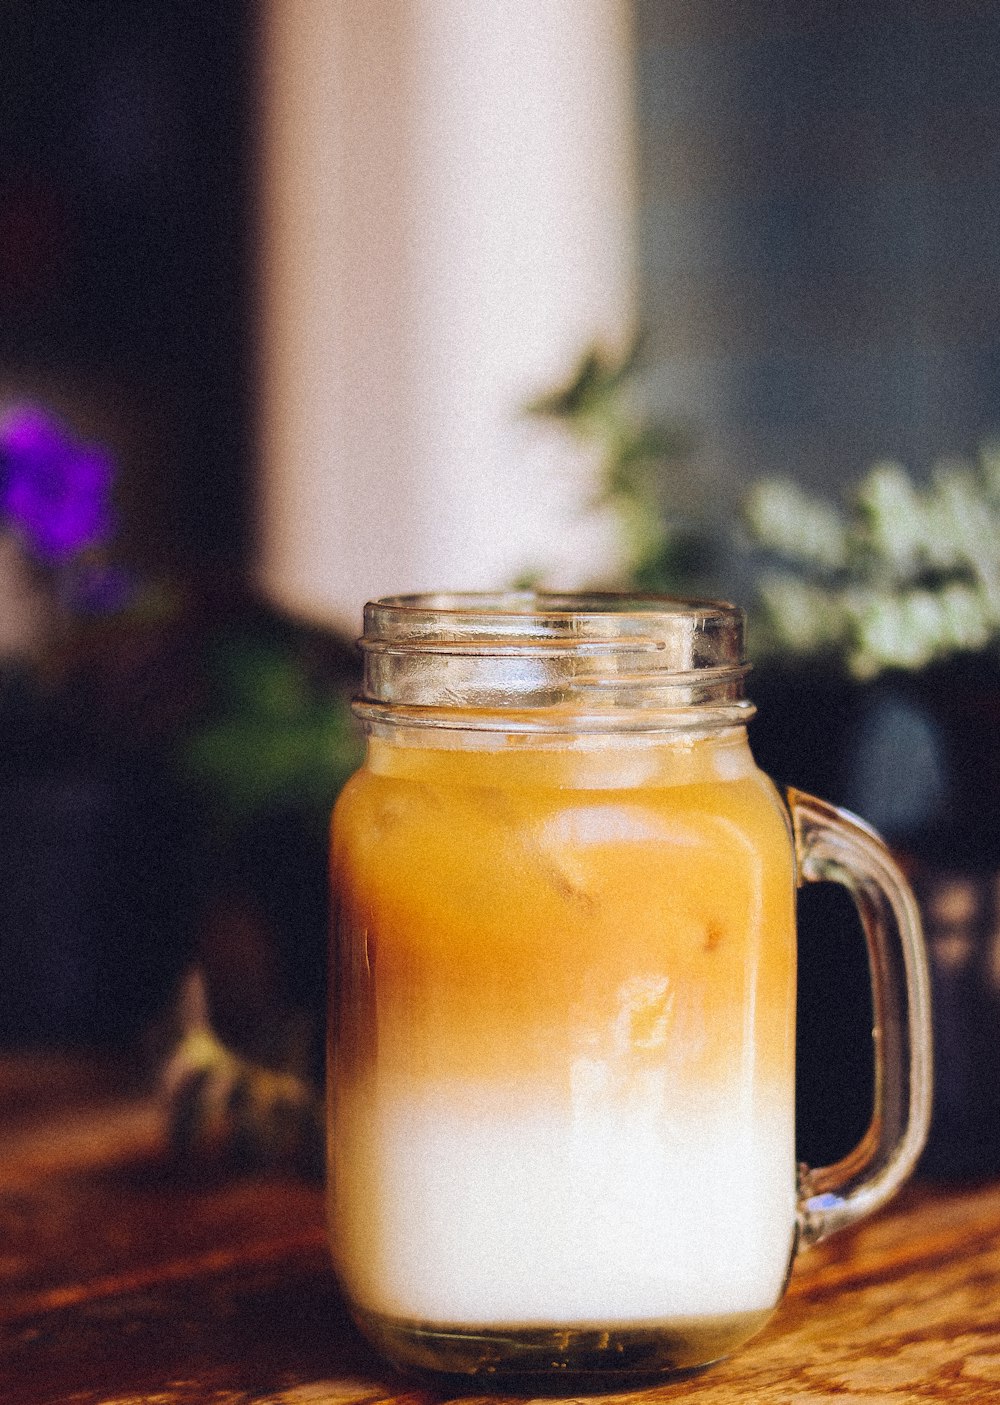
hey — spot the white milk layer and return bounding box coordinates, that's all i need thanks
[333,1084,797,1326]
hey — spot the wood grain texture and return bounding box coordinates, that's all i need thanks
[2,1054,999,1403]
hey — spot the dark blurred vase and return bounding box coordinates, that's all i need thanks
[0,687,197,1049]
[751,655,1000,1179]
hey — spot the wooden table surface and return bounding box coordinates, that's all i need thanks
[2,1054,1000,1405]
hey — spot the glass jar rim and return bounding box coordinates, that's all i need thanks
[365,589,739,634]
[355,591,754,733]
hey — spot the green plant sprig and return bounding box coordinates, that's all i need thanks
[526,339,708,593]
[744,445,1000,678]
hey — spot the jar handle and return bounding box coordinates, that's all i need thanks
[787,787,933,1247]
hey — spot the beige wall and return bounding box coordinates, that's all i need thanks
[257,0,637,633]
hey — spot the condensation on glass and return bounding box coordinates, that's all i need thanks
[328,593,932,1385]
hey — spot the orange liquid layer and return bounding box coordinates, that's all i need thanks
[331,731,796,1094]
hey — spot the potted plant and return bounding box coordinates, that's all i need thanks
[0,404,198,1049]
[744,453,1000,1177]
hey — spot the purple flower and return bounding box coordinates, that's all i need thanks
[0,406,114,564]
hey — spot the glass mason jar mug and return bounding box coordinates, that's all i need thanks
[328,593,932,1385]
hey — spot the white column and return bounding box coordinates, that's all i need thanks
[257,0,637,633]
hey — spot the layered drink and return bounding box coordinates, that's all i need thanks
[328,726,798,1378]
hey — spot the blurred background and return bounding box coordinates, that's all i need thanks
[5,0,1000,605]
[0,0,251,574]
[3,0,1000,1177]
